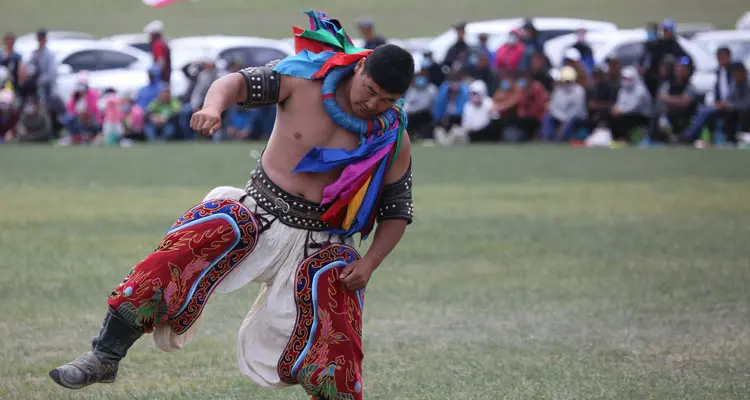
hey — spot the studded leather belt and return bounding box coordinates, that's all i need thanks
[245,165,330,231]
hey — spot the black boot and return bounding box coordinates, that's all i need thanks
[49,309,143,389]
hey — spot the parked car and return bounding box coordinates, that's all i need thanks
[100,33,156,53]
[14,39,153,101]
[544,30,718,94]
[426,18,619,63]
[168,36,294,98]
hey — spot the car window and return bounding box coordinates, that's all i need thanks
[61,50,100,73]
[537,30,575,45]
[219,46,288,68]
[129,43,152,53]
[613,42,645,66]
[98,50,139,70]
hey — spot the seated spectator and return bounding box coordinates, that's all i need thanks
[469,52,498,96]
[605,56,622,83]
[63,77,102,144]
[432,72,468,131]
[225,104,252,140]
[123,96,146,141]
[459,80,494,143]
[145,87,181,141]
[101,91,126,146]
[494,29,525,75]
[473,74,548,142]
[18,99,54,143]
[540,66,588,141]
[420,50,445,87]
[0,88,19,142]
[681,62,750,144]
[679,47,734,141]
[653,57,697,140]
[587,65,619,130]
[403,71,438,140]
[529,52,554,92]
[246,106,276,141]
[608,67,652,142]
[135,66,166,110]
[512,74,548,140]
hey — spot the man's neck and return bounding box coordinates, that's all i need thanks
[334,74,357,116]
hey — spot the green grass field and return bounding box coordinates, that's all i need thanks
[2,0,748,39]
[1,144,749,399]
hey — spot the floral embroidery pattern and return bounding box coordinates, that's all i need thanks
[108,199,259,334]
[278,244,364,400]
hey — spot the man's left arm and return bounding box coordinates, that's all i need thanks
[340,134,413,291]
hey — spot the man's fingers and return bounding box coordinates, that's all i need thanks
[339,264,354,279]
[209,120,222,135]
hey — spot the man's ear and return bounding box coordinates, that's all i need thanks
[355,58,366,73]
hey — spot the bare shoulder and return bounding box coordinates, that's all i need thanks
[384,132,412,184]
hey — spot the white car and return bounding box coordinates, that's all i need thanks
[691,30,750,67]
[544,30,718,95]
[100,33,155,53]
[426,18,619,63]
[168,36,294,98]
[14,39,153,101]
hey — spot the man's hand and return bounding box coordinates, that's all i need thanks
[611,107,621,117]
[339,259,377,291]
[715,101,728,110]
[190,107,222,136]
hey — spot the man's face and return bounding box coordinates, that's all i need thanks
[37,34,46,47]
[733,69,747,83]
[456,28,465,41]
[717,52,730,67]
[350,60,401,118]
[675,64,690,80]
[663,29,674,40]
[477,53,489,68]
[3,36,14,50]
[158,89,170,102]
[359,26,373,37]
[576,29,586,42]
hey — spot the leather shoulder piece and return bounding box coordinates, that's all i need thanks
[377,163,413,224]
[236,59,281,109]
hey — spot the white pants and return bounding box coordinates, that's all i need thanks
[152,186,353,388]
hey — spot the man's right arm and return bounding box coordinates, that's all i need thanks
[201,60,293,114]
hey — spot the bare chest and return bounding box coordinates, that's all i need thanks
[274,82,361,151]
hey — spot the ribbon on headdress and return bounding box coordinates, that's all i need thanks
[272,10,407,239]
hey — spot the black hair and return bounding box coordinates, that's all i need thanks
[717,46,731,56]
[363,44,414,95]
[731,61,746,73]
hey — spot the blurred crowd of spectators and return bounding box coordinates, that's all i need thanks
[1,17,748,147]
[404,18,750,147]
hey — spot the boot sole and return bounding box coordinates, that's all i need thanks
[49,369,115,389]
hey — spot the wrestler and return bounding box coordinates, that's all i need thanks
[49,11,413,400]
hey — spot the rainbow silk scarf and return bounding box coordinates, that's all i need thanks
[272,10,407,239]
